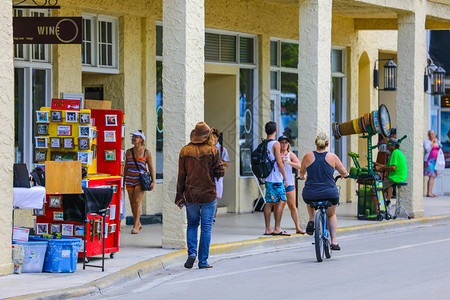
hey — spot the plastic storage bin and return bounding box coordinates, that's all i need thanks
[29,236,81,273]
[12,240,48,273]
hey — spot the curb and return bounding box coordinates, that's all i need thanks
[8,214,450,300]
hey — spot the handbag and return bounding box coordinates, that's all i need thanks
[436,148,446,171]
[131,148,152,191]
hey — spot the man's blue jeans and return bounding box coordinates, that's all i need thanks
[186,199,216,268]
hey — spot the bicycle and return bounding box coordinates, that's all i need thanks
[310,175,346,262]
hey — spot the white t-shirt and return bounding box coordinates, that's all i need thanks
[215,142,229,198]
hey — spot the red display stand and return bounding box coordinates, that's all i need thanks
[35,176,121,259]
[34,107,124,266]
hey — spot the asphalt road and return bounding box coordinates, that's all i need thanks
[95,222,450,300]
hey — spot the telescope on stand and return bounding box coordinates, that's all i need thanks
[332,104,397,221]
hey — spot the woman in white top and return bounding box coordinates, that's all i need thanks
[278,135,306,234]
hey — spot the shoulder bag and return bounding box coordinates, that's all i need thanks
[131,149,152,191]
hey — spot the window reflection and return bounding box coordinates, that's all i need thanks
[280,72,298,149]
[239,69,254,176]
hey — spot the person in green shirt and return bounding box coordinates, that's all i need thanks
[374,137,407,204]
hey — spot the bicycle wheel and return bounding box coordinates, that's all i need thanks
[324,219,332,259]
[314,210,324,262]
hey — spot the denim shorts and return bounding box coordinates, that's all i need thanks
[265,182,286,203]
[285,185,295,193]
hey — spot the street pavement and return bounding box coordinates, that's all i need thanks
[1,196,450,299]
[94,221,450,300]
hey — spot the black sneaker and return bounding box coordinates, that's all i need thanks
[306,221,314,235]
[184,256,196,269]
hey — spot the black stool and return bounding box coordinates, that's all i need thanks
[392,182,411,219]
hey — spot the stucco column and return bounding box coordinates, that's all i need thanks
[396,9,426,217]
[297,0,332,225]
[162,0,205,248]
[0,1,14,275]
[258,34,271,139]
[52,8,82,97]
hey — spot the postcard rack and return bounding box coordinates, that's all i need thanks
[34,99,124,266]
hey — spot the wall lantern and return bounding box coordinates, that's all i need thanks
[373,58,397,91]
[424,62,446,95]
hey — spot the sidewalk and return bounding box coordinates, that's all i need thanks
[2,195,450,299]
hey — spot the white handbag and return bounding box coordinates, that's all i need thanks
[435,149,446,171]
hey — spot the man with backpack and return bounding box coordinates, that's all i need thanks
[253,121,290,236]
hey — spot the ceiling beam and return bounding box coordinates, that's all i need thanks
[354,18,397,30]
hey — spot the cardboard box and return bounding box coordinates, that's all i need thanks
[85,99,111,110]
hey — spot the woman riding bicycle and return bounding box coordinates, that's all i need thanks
[299,132,347,251]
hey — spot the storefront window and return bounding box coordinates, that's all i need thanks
[280,72,298,149]
[331,76,345,160]
[440,110,450,168]
[331,48,346,164]
[270,39,299,150]
[239,69,254,176]
[280,42,298,68]
[14,68,25,163]
[156,61,163,179]
[32,70,48,147]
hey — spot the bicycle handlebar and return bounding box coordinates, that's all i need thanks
[335,174,349,182]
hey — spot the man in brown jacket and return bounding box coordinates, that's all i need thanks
[175,122,224,269]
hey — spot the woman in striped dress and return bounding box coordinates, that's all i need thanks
[123,130,155,234]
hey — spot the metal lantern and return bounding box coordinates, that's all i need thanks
[433,66,446,95]
[383,59,397,91]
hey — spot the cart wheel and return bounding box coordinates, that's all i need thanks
[408,216,411,219]
[393,216,397,220]
[110,253,115,259]
[84,257,90,263]
[377,214,383,221]
[386,214,392,220]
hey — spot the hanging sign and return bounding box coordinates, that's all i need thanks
[13,17,82,44]
[52,99,81,111]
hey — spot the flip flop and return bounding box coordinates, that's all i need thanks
[273,231,290,236]
[296,229,306,235]
[131,229,139,234]
[263,232,274,235]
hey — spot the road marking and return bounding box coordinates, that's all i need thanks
[166,261,302,285]
[167,238,450,285]
[337,238,450,259]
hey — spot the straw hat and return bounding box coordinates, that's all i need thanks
[190,122,211,144]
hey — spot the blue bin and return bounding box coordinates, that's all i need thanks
[12,240,48,273]
[29,236,81,273]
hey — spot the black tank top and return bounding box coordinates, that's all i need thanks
[302,151,338,200]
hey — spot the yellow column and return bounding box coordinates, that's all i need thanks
[52,8,82,97]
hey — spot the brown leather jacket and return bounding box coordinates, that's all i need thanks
[175,142,225,204]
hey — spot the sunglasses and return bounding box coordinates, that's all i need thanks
[131,135,141,139]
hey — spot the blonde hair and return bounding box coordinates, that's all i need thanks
[280,138,292,153]
[206,133,216,146]
[315,132,329,150]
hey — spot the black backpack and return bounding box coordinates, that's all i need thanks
[251,139,275,178]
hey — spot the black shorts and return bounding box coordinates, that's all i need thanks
[303,197,339,206]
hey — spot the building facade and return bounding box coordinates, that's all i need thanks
[1,0,450,274]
